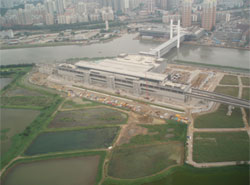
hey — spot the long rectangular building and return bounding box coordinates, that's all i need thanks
[42,55,189,102]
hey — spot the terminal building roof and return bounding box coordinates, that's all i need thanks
[75,55,167,82]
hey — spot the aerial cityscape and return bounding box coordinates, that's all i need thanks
[0,0,249,185]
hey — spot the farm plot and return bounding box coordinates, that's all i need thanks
[108,142,183,179]
[193,132,249,163]
[219,75,238,85]
[242,88,250,100]
[0,96,53,108]
[0,108,40,156]
[61,99,95,109]
[241,77,250,86]
[214,86,239,97]
[24,127,119,155]
[5,87,42,97]
[1,156,100,185]
[194,104,244,128]
[49,107,128,128]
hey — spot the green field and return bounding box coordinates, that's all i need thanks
[214,86,239,97]
[244,108,250,126]
[24,127,119,155]
[61,99,97,109]
[219,75,238,85]
[124,121,187,146]
[193,132,249,162]
[5,87,42,97]
[0,108,40,156]
[103,165,249,185]
[108,142,183,179]
[194,104,244,128]
[241,77,250,86]
[49,107,127,128]
[242,87,250,100]
[0,96,53,108]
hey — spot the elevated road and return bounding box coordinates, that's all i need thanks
[187,88,250,108]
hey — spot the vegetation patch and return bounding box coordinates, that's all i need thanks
[242,87,250,100]
[108,142,183,179]
[0,96,53,109]
[193,131,249,163]
[214,86,239,97]
[244,108,250,126]
[24,127,119,155]
[194,104,244,128]
[219,75,238,85]
[5,87,43,97]
[61,99,97,109]
[124,120,187,146]
[49,107,128,128]
[103,165,249,185]
[0,108,40,156]
[241,77,250,86]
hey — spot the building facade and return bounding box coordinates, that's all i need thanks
[202,0,217,31]
[182,0,192,27]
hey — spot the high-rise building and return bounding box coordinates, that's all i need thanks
[56,0,65,14]
[147,0,155,14]
[202,0,217,31]
[182,0,192,27]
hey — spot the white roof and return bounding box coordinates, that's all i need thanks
[75,57,167,81]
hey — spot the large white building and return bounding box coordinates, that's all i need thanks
[40,55,189,102]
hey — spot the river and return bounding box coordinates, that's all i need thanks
[0,33,249,69]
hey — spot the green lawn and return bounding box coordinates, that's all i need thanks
[193,132,249,163]
[214,86,239,97]
[108,142,183,179]
[124,120,187,146]
[103,165,249,185]
[241,77,250,86]
[219,75,238,85]
[194,104,244,128]
[242,88,250,100]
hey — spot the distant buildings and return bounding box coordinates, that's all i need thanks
[182,0,192,27]
[202,0,217,31]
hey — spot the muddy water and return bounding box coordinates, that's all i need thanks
[1,155,100,185]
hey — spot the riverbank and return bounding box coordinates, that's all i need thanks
[183,42,250,51]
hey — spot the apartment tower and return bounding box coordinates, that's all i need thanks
[202,0,217,31]
[182,0,192,27]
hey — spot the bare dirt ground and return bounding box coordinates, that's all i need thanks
[114,112,165,146]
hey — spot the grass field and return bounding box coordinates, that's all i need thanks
[124,121,187,146]
[108,142,183,179]
[242,88,250,100]
[244,108,250,126]
[5,87,42,97]
[0,96,53,108]
[194,104,244,128]
[103,165,249,185]
[193,132,249,163]
[0,108,40,156]
[24,127,119,155]
[214,86,239,97]
[241,77,250,86]
[49,107,127,128]
[219,75,238,85]
[61,99,97,109]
